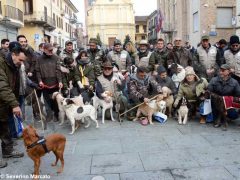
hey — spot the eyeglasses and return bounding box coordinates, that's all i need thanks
[103,67,113,71]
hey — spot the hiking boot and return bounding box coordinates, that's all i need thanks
[0,159,7,168]
[3,150,24,158]
[200,116,206,124]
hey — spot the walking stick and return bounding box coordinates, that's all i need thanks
[119,95,159,117]
[33,89,46,130]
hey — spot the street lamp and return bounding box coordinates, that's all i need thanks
[1,16,11,39]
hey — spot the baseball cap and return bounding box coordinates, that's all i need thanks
[220,64,230,70]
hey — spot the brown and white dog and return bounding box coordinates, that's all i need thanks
[133,94,164,124]
[162,86,174,117]
[23,125,66,179]
[176,97,189,124]
[92,91,116,124]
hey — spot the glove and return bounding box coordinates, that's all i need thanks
[173,100,179,108]
[77,81,84,89]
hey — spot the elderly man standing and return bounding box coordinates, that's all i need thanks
[59,40,78,63]
[168,37,192,68]
[134,40,152,72]
[107,39,132,72]
[224,35,240,84]
[195,35,219,80]
[0,43,26,168]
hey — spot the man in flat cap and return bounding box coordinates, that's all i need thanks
[59,40,78,63]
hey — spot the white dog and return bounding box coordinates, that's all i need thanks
[61,98,99,134]
[92,91,115,124]
[52,92,84,125]
[177,97,189,125]
[159,100,167,114]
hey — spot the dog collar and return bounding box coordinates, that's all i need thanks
[27,137,49,153]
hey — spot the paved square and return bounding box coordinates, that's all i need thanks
[2,115,240,179]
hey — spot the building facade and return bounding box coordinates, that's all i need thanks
[147,10,158,44]
[235,0,240,37]
[135,16,147,44]
[19,0,78,50]
[86,0,135,47]
[0,0,24,41]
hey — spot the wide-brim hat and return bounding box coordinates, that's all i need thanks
[139,40,149,46]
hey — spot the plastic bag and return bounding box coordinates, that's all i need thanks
[14,115,24,138]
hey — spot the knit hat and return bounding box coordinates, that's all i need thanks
[185,66,196,76]
[9,41,21,52]
[230,35,240,45]
[157,66,167,74]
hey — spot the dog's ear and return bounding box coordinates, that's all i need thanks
[66,99,74,105]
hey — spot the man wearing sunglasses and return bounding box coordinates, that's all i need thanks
[224,35,240,84]
[36,43,62,122]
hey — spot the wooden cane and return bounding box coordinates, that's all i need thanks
[119,95,159,117]
[33,89,45,130]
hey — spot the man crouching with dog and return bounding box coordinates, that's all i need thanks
[0,42,26,168]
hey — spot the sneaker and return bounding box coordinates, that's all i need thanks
[3,151,24,158]
[0,159,7,168]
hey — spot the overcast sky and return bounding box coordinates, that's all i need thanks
[71,0,157,25]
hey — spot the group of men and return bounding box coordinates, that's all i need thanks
[1,33,240,169]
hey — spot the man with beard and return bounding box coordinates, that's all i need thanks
[87,38,105,77]
[224,35,240,84]
[107,39,132,72]
[0,42,26,168]
[59,40,78,63]
[148,38,169,73]
[35,43,62,122]
[135,40,152,72]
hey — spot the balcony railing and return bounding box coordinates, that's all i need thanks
[4,5,23,22]
[162,22,175,33]
[24,11,56,31]
[69,13,77,24]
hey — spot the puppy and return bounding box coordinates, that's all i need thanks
[62,98,99,134]
[177,97,189,124]
[162,86,174,117]
[92,91,115,124]
[52,92,84,125]
[134,94,164,125]
[23,125,66,179]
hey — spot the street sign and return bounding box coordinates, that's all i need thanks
[209,31,217,36]
[34,34,40,40]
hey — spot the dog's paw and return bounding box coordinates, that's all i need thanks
[149,122,154,125]
[183,121,187,125]
[51,163,57,166]
[133,118,137,122]
[69,132,74,135]
[111,119,116,122]
[59,123,63,126]
[178,121,182,125]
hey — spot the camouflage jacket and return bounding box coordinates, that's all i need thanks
[87,49,105,77]
[127,74,162,103]
[148,48,169,71]
[59,49,78,63]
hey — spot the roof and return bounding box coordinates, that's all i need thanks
[66,0,79,13]
[135,16,148,22]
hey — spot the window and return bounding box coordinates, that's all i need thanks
[65,22,67,32]
[0,1,2,14]
[217,7,233,28]
[143,25,147,33]
[142,36,146,40]
[136,25,139,33]
[23,0,33,14]
[56,16,58,27]
[53,13,56,26]
[193,12,199,32]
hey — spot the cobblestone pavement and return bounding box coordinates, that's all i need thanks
[1,107,240,180]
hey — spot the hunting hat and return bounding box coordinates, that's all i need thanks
[139,40,149,46]
[185,66,196,76]
[201,35,209,40]
[89,38,98,44]
[114,39,121,46]
[102,60,113,68]
[43,43,54,50]
[230,35,240,45]
[220,64,231,70]
[65,40,73,46]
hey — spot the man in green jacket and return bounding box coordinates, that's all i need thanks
[0,42,25,168]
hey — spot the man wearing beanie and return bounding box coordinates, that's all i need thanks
[154,65,177,95]
[224,35,240,83]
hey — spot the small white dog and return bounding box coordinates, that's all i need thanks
[92,91,115,124]
[52,92,84,125]
[61,98,99,134]
[177,97,189,125]
[159,100,167,114]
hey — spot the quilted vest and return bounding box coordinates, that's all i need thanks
[197,45,217,69]
[135,52,152,67]
[109,50,128,71]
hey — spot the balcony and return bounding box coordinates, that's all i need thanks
[0,5,24,27]
[24,11,56,31]
[69,14,77,24]
[161,22,175,33]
